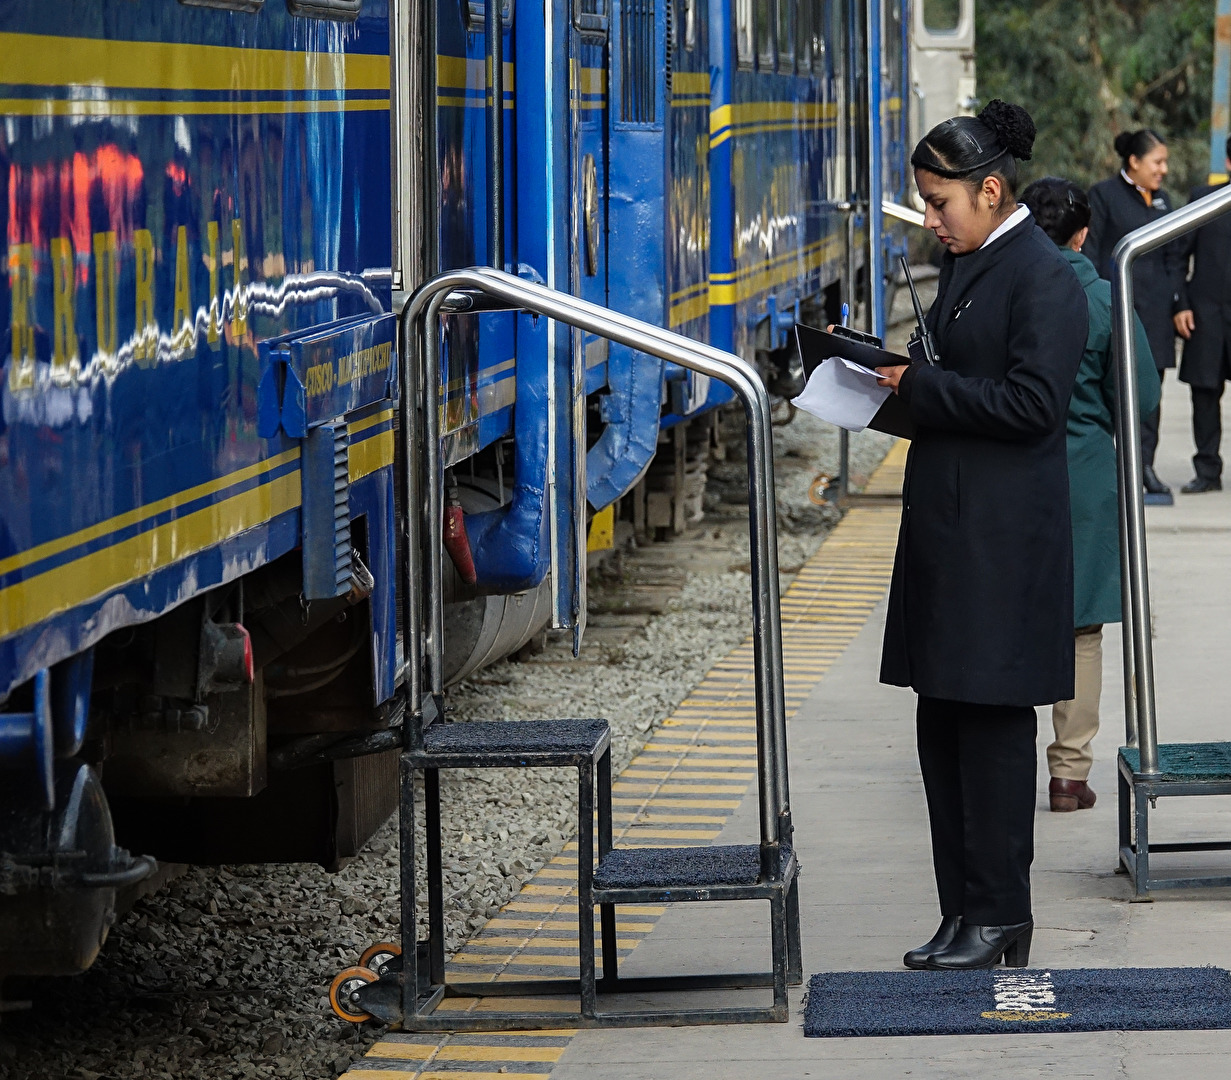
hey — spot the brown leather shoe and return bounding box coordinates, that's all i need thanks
[1049,777,1096,812]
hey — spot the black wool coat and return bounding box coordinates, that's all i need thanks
[1083,174,1183,372]
[1175,181,1231,390]
[880,218,1089,707]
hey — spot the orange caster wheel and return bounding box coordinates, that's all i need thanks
[328,965,378,1023]
[359,941,402,974]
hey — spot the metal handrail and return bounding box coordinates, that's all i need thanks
[1111,182,1231,775]
[398,267,791,870]
[882,200,927,229]
[468,268,792,828]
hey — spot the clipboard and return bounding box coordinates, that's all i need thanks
[794,323,916,440]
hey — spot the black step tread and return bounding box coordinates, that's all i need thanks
[594,843,794,889]
[1120,742,1231,781]
[421,718,609,756]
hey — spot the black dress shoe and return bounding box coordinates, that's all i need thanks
[903,915,962,970]
[1143,465,1171,495]
[1181,476,1222,494]
[925,920,1033,970]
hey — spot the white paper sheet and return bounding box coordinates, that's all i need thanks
[790,356,892,433]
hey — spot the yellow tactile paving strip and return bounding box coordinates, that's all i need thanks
[340,440,907,1078]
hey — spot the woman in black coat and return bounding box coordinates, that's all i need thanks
[1172,137,1231,492]
[874,101,1088,970]
[1083,130,1184,498]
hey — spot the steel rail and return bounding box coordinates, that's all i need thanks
[399,267,789,875]
[1111,181,1231,774]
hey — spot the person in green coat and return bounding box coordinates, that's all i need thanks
[1022,178,1161,812]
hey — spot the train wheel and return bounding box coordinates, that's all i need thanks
[359,941,402,974]
[328,966,378,1023]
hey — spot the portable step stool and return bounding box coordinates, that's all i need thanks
[337,267,801,1029]
[1110,182,1231,899]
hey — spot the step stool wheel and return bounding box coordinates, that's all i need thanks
[328,965,378,1023]
[359,941,402,975]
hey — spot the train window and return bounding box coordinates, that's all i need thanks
[921,0,961,33]
[777,0,795,71]
[755,0,775,71]
[676,0,696,51]
[736,0,754,69]
[619,0,657,124]
[287,0,361,19]
[797,0,811,72]
[179,0,263,10]
[466,0,515,31]
[573,0,608,39]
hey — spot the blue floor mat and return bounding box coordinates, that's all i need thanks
[804,968,1231,1037]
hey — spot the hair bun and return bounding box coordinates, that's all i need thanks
[1114,131,1136,158]
[978,99,1036,161]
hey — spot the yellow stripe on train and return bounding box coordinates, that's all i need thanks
[0,31,389,93]
[0,99,390,117]
[0,448,302,580]
[0,473,302,639]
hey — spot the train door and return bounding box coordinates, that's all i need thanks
[666,0,712,414]
[911,0,976,138]
[585,0,667,513]
[567,3,611,644]
[881,2,911,290]
[570,3,611,396]
[882,2,909,205]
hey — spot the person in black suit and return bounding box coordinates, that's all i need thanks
[874,101,1088,971]
[1172,137,1231,493]
[1083,130,1185,501]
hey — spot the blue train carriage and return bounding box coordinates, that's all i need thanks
[590,0,911,537]
[0,0,409,979]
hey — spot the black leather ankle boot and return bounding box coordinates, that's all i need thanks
[925,920,1033,970]
[903,915,963,970]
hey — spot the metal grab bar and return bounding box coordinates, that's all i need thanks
[468,268,792,831]
[882,200,927,229]
[1111,182,1231,775]
[398,267,791,870]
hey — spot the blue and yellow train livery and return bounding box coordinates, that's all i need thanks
[0,0,918,982]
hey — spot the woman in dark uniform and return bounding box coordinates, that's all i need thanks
[874,101,1088,970]
[1083,130,1183,499]
[1172,136,1231,493]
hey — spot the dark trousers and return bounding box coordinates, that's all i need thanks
[916,696,1038,925]
[1142,369,1165,468]
[1191,383,1225,481]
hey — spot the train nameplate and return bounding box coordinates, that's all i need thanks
[258,314,397,438]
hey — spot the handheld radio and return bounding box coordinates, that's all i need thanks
[901,256,939,366]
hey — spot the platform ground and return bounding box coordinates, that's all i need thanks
[549,376,1231,1078]
[342,376,1231,1079]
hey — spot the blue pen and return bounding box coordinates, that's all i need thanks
[841,302,850,328]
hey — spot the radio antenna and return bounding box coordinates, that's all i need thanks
[900,256,939,366]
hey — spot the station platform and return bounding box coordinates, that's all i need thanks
[343,378,1231,1079]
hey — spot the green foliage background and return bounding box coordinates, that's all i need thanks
[975,0,1219,201]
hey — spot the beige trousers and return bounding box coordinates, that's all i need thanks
[1048,625,1104,781]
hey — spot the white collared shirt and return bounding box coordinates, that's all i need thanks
[980,204,1032,250]
[1121,168,1149,198]
[1121,168,1162,208]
